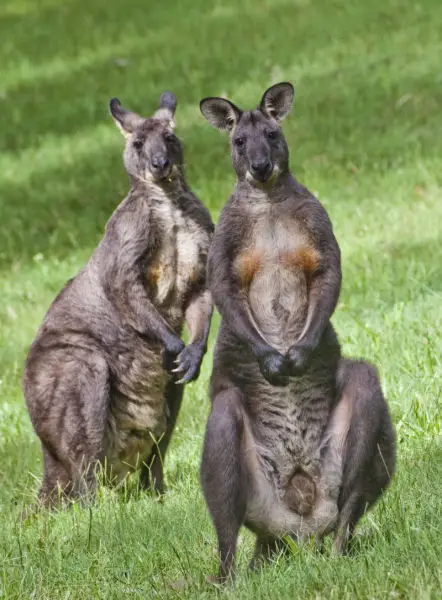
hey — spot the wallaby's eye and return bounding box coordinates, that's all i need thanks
[266,130,278,140]
[234,137,245,147]
[164,132,175,142]
[133,139,144,151]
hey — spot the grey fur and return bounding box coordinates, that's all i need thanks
[199,83,395,581]
[24,93,214,507]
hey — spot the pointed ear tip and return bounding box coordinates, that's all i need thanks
[160,90,177,107]
[109,97,121,111]
[285,82,295,95]
[199,97,213,113]
[274,82,295,94]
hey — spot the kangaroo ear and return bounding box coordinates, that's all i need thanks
[154,91,177,127]
[200,97,241,132]
[259,82,294,122]
[109,98,144,137]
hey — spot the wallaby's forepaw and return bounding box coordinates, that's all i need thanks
[172,342,205,384]
[285,343,313,376]
[258,350,289,387]
[162,337,185,373]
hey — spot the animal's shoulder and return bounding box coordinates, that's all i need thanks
[103,192,155,250]
[283,184,334,236]
[179,190,214,235]
[213,195,252,247]
[108,191,149,223]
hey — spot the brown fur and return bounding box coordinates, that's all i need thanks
[284,470,317,516]
[146,263,163,286]
[279,246,319,274]
[235,249,263,288]
[23,92,214,508]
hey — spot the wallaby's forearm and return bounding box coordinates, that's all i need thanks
[107,275,181,348]
[296,267,341,350]
[185,288,213,349]
[209,245,275,357]
[214,290,275,357]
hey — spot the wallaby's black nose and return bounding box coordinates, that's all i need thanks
[151,156,170,170]
[251,159,271,175]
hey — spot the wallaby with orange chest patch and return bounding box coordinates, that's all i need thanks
[24,92,213,507]
[199,83,395,581]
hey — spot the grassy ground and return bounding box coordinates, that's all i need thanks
[1,0,441,597]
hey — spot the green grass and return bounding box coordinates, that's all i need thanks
[1,0,441,597]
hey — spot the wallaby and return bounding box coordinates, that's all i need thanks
[199,82,395,581]
[23,92,214,507]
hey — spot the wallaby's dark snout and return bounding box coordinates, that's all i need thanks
[249,153,272,182]
[151,155,170,170]
[150,150,172,179]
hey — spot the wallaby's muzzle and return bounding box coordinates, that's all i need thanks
[150,153,172,180]
[249,157,273,183]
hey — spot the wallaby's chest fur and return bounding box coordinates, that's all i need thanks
[234,202,319,353]
[146,195,207,318]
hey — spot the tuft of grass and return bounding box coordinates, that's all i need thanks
[0,0,441,598]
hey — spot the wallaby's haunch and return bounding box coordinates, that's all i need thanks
[199,83,395,581]
[24,92,213,506]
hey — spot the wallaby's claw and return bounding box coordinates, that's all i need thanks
[172,343,204,384]
[162,338,185,373]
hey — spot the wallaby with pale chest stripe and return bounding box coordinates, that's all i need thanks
[199,82,395,581]
[24,92,213,506]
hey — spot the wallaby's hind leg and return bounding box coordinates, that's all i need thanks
[333,358,395,553]
[38,446,73,508]
[200,387,248,582]
[140,380,184,495]
[25,350,111,507]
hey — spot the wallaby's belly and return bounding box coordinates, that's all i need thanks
[105,338,169,479]
[248,262,309,353]
[241,403,341,538]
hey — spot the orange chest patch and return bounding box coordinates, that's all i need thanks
[146,264,163,286]
[235,245,320,288]
[234,249,263,288]
[279,246,320,273]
